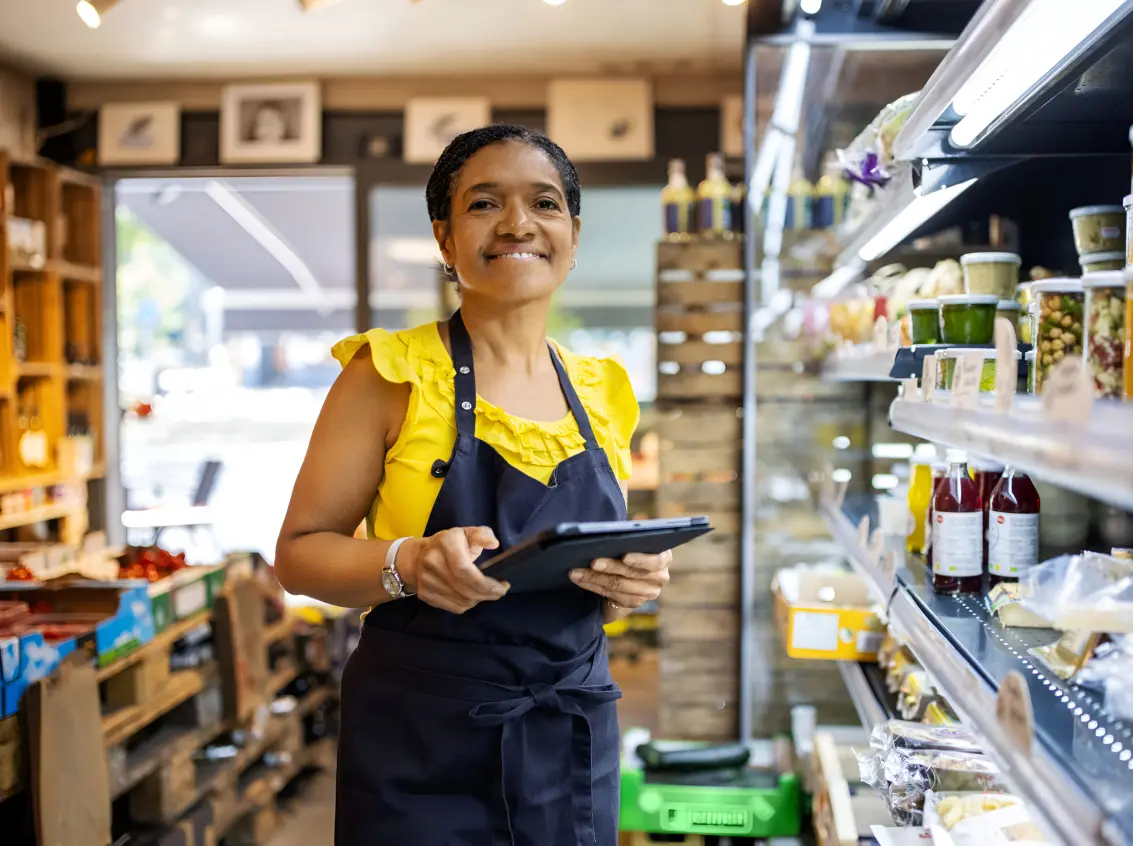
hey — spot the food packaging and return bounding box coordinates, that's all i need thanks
[1079,250,1125,274]
[986,582,1052,628]
[937,347,1019,392]
[925,792,1049,845]
[1126,267,1133,401]
[1125,194,1133,266]
[1069,204,1125,255]
[1081,271,1127,398]
[870,720,983,754]
[1076,635,1133,721]
[960,252,1021,300]
[1019,551,1133,633]
[995,299,1022,336]
[772,566,886,661]
[1029,279,1084,394]
[938,295,998,344]
[908,299,940,344]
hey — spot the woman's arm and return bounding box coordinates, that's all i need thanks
[274,351,409,608]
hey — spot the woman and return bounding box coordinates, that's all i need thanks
[275,124,671,846]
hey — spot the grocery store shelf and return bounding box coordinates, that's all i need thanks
[821,346,897,383]
[837,661,894,731]
[818,501,895,609]
[0,501,84,531]
[818,498,1133,845]
[889,393,1133,513]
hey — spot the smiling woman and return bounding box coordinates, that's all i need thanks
[274,125,667,846]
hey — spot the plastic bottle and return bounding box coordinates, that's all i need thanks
[987,468,1041,587]
[696,152,733,239]
[906,458,933,554]
[661,158,696,242]
[931,450,983,594]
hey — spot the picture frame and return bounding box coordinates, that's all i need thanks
[546,78,654,162]
[97,102,181,166]
[220,81,322,164]
[403,97,492,164]
[721,95,745,159]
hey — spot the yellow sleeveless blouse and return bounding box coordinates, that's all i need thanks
[331,322,640,542]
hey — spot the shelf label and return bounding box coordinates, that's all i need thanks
[994,317,1018,414]
[996,670,1035,756]
[950,352,983,410]
[858,515,871,550]
[1042,356,1093,425]
[871,315,890,354]
[921,354,938,402]
[901,377,919,402]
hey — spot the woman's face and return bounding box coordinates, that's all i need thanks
[433,140,580,305]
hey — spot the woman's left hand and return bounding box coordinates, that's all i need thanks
[569,550,671,609]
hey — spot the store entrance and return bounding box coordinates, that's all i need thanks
[110,173,356,563]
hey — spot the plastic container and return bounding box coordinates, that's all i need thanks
[987,468,1040,588]
[1125,194,1133,266]
[938,294,998,344]
[960,252,1021,300]
[1017,282,1034,343]
[931,450,983,595]
[1080,250,1125,274]
[908,299,939,345]
[907,458,934,554]
[1082,271,1127,399]
[995,300,1022,337]
[1030,278,1084,393]
[1069,204,1125,254]
[1126,269,1133,401]
[1025,350,1036,394]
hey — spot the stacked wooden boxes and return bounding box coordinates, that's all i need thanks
[654,240,745,741]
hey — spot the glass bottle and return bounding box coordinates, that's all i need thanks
[906,457,933,554]
[987,468,1041,587]
[696,152,733,239]
[813,154,849,230]
[661,158,696,243]
[969,458,1005,570]
[924,461,949,567]
[931,450,983,594]
[786,166,814,231]
[729,181,747,240]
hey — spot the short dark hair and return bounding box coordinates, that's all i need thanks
[425,124,581,222]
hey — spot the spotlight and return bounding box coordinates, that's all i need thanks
[76,0,119,29]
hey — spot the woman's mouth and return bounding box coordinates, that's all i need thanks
[485,252,547,262]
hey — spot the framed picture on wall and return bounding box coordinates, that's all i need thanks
[721,95,744,158]
[403,97,492,163]
[546,78,654,162]
[220,81,322,164]
[98,102,181,166]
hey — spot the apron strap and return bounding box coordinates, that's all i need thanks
[548,344,601,451]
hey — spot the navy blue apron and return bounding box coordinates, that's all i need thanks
[336,309,627,846]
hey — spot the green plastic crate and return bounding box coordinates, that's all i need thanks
[619,743,801,839]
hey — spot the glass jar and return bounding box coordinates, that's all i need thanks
[1069,204,1125,255]
[938,295,998,344]
[908,299,939,345]
[1126,269,1133,401]
[960,252,1021,300]
[1080,250,1125,274]
[931,450,983,595]
[1030,279,1085,394]
[1082,271,1127,399]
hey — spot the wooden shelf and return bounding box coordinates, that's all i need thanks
[65,364,101,381]
[53,260,100,284]
[0,500,84,531]
[16,362,63,379]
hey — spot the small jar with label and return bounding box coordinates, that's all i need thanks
[1082,271,1126,399]
[987,468,1040,587]
[931,450,983,594]
[1031,279,1085,394]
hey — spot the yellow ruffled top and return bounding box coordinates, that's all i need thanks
[331,321,640,541]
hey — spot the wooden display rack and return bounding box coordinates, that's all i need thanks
[0,150,103,539]
[653,240,745,741]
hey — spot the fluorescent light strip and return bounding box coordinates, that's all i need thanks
[950,0,1127,148]
[858,177,978,262]
[812,262,865,299]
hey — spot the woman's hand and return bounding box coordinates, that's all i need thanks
[569,549,672,609]
[397,527,510,614]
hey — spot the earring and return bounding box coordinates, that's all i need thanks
[443,263,455,274]
[570,259,577,270]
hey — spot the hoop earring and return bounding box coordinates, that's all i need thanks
[570,259,577,270]
[443,263,455,275]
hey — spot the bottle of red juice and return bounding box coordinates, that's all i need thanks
[987,467,1041,588]
[931,450,983,594]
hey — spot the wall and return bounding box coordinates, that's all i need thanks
[0,65,36,160]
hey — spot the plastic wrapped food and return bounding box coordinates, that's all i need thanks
[870,719,983,754]
[887,749,1006,794]
[928,792,1048,843]
[1077,636,1133,720]
[1081,271,1126,398]
[837,92,921,188]
[1030,279,1084,393]
[1019,551,1133,632]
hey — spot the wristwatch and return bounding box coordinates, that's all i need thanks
[382,537,415,599]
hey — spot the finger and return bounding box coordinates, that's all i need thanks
[439,534,509,598]
[602,591,650,609]
[602,553,668,573]
[463,526,500,556]
[569,569,655,598]
[589,558,668,581]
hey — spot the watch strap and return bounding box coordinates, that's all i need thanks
[385,537,414,597]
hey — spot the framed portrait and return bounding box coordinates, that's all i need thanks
[403,97,492,164]
[98,102,181,166]
[220,81,322,164]
[721,95,744,159]
[546,78,654,162]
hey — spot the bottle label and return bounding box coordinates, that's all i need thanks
[932,511,983,577]
[699,197,732,234]
[665,202,691,236]
[987,511,1040,576]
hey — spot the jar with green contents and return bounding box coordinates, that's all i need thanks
[1081,271,1127,399]
[937,348,1019,392]
[938,294,998,344]
[1030,278,1085,393]
[996,300,1023,338]
[1080,250,1125,274]
[908,299,939,344]
[960,252,1021,300]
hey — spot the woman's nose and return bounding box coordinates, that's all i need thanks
[496,201,534,237]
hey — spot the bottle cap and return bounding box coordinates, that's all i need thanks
[968,457,1005,473]
[945,448,968,465]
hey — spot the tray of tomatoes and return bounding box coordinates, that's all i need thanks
[117,546,190,582]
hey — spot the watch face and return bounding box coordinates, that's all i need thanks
[381,569,401,597]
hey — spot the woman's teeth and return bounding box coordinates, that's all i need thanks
[489,253,542,261]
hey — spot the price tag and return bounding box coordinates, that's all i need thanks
[871,315,889,354]
[900,377,919,403]
[858,515,871,550]
[996,670,1035,755]
[1042,355,1093,425]
[921,354,938,402]
[868,527,884,564]
[950,352,983,410]
[994,317,1018,414]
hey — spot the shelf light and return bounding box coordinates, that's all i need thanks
[858,177,977,262]
[76,0,119,28]
[950,0,1128,148]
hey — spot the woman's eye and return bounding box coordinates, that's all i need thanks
[468,199,495,211]
[536,199,560,211]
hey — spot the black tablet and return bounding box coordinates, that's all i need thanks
[478,516,713,593]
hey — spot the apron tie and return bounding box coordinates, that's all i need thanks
[469,682,621,846]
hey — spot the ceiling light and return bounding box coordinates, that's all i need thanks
[722,0,747,5]
[76,0,117,28]
[800,0,822,13]
[542,0,568,5]
[298,0,348,9]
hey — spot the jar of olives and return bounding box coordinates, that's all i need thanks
[1030,279,1085,393]
[1081,271,1127,399]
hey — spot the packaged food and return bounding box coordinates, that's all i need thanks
[907,458,933,554]
[908,299,939,345]
[938,294,998,344]
[1127,267,1133,401]
[888,749,1006,794]
[1019,551,1133,633]
[870,719,982,754]
[960,252,1021,300]
[937,348,1018,392]
[995,299,1022,337]
[1125,194,1132,266]
[929,792,1048,844]
[1081,271,1126,398]
[886,650,920,694]
[1024,350,1036,393]
[1069,204,1125,254]
[897,671,939,721]
[922,700,960,726]
[1017,282,1034,343]
[1079,250,1124,273]
[828,285,876,344]
[1030,279,1084,393]
[0,600,29,627]
[932,450,983,595]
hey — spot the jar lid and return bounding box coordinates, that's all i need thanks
[1069,204,1125,219]
[960,251,1021,266]
[1081,270,1126,288]
[907,299,937,311]
[944,448,968,464]
[996,300,1022,311]
[1125,194,1132,210]
[1079,250,1125,263]
[938,347,1012,361]
[1030,278,1084,295]
[1025,350,1035,362]
[938,294,1000,306]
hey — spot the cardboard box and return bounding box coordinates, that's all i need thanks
[149,565,227,634]
[773,567,885,662]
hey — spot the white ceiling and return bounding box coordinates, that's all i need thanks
[0,0,746,80]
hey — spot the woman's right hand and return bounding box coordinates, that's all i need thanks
[396,527,510,614]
